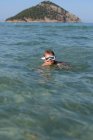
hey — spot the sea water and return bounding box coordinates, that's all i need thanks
[0,22,93,140]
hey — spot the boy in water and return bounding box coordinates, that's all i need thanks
[41,50,70,69]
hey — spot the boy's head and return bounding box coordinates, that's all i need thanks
[44,50,55,57]
[41,50,56,66]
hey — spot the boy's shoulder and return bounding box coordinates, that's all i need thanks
[56,61,71,69]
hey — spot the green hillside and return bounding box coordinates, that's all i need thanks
[6,1,80,22]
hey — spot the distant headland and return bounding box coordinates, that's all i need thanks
[6,1,80,23]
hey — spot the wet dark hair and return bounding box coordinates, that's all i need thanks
[44,50,55,56]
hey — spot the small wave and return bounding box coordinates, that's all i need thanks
[68,36,90,40]
[43,23,93,29]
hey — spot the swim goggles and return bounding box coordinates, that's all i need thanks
[41,56,56,61]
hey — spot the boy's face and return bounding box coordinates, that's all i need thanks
[44,53,55,65]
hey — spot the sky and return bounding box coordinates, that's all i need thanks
[0,0,93,22]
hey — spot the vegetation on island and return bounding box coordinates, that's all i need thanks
[6,1,80,22]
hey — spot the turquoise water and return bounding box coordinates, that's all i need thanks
[0,22,93,140]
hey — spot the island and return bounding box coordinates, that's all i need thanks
[6,1,80,23]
